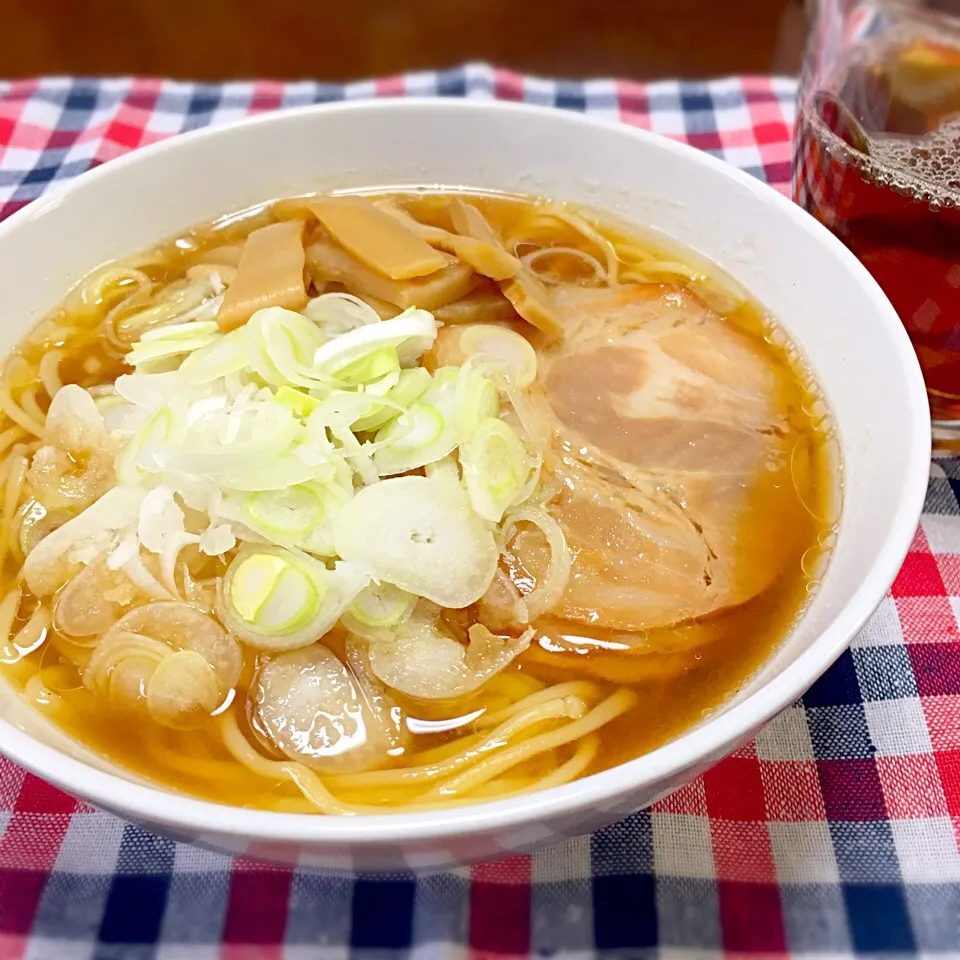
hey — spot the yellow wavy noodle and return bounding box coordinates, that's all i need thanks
[38,351,63,399]
[0,446,29,573]
[18,388,47,433]
[0,427,26,459]
[0,382,44,436]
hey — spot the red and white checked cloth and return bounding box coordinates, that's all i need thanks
[0,65,957,960]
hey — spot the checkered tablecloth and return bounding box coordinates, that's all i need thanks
[0,65,957,959]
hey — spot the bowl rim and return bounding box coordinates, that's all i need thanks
[0,96,931,845]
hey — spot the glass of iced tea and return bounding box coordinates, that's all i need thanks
[794,0,960,442]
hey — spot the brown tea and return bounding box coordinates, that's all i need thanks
[794,31,960,423]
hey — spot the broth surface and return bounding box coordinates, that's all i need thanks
[0,190,837,812]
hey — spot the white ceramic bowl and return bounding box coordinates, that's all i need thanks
[0,99,930,872]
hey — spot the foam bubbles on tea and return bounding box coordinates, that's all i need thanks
[795,28,960,421]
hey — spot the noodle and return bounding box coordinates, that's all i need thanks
[475,680,601,727]
[24,672,61,708]
[0,426,26,459]
[0,384,44,436]
[0,447,28,573]
[38,351,63,399]
[11,605,50,658]
[219,711,358,815]
[483,669,545,700]
[421,690,635,799]
[538,204,621,284]
[18,388,47,430]
[325,693,585,794]
[64,264,153,318]
[468,734,599,797]
[0,588,20,655]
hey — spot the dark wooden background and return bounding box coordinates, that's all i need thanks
[3,0,808,81]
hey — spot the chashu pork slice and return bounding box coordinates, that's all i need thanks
[507,283,809,631]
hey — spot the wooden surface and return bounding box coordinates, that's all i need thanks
[2,0,807,81]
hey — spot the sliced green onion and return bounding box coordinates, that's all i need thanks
[351,366,431,434]
[180,329,249,384]
[335,347,400,387]
[231,480,349,556]
[274,385,320,419]
[500,506,571,620]
[140,320,221,342]
[424,455,460,483]
[312,309,437,379]
[373,367,460,476]
[116,401,187,484]
[128,332,221,370]
[219,545,366,650]
[459,324,538,387]
[341,581,417,642]
[245,307,331,389]
[302,292,381,336]
[456,363,499,436]
[460,417,538,522]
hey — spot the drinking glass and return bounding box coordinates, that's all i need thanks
[793,0,960,443]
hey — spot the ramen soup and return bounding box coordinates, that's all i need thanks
[0,191,837,814]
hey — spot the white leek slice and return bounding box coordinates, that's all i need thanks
[179,328,249,384]
[364,369,401,397]
[115,370,190,413]
[459,324,538,387]
[351,367,431,434]
[116,398,189,485]
[127,320,222,371]
[252,643,399,773]
[226,480,350,556]
[460,417,539,522]
[22,485,146,597]
[245,307,330,389]
[312,309,437,378]
[456,363,499,436]
[140,320,221,342]
[274,385,319,420]
[364,611,535,700]
[167,402,300,475]
[332,475,498,608]
[335,347,400,387]
[424,455,460,483]
[219,545,367,650]
[96,394,134,432]
[308,392,380,431]
[216,451,327,492]
[340,581,416,642]
[501,506,571,620]
[302,292,381,337]
[373,403,443,475]
[373,367,460,476]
